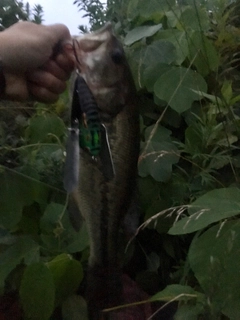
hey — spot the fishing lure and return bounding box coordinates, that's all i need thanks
[63,73,115,193]
[75,75,102,157]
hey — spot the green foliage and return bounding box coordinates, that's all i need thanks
[0,237,39,288]
[0,0,27,29]
[0,169,50,229]
[188,220,240,319]
[47,254,83,306]
[154,67,207,112]
[149,284,204,302]
[124,24,162,46]
[169,188,240,234]
[0,97,88,318]
[0,1,44,30]
[20,262,55,320]
[74,0,105,30]
[139,125,179,182]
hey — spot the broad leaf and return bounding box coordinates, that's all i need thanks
[150,284,203,302]
[66,223,89,253]
[0,237,39,288]
[157,29,189,65]
[169,188,240,235]
[165,7,185,28]
[20,262,55,320]
[221,80,233,104]
[124,24,162,46]
[40,203,89,253]
[27,114,65,143]
[154,67,207,113]
[188,32,220,76]
[143,63,171,92]
[0,169,49,229]
[139,125,179,182]
[127,0,175,22]
[188,220,240,319]
[48,253,83,306]
[179,6,210,32]
[40,202,65,233]
[174,303,206,320]
[143,40,177,67]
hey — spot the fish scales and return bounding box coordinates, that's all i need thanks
[70,23,139,319]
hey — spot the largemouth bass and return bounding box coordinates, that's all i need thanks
[67,23,139,319]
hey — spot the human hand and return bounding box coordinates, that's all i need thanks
[0,21,75,102]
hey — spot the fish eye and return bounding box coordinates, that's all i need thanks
[111,48,124,64]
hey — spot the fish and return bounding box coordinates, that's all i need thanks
[66,23,139,319]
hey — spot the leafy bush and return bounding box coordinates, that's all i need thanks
[0,96,89,319]
[0,0,44,29]
[119,0,240,318]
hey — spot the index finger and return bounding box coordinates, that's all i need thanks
[45,24,72,45]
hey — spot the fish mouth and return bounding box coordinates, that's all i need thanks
[86,79,120,93]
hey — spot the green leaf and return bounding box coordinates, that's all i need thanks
[20,262,55,320]
[40,202,65,233]
[139,125,179,182]
[40,203,89,254]
[154,67,207,113]
[62,295,88,320]
[0,237,39,288]
[157,30,189,65]
[139,141,179,182]
[188,32,220,76]
[139,176,161,211]
[40,234,61,252]
[169,188,240,235]
[127,0,175,22]
[184,125,204,154]
[0,169,50,229]
[188,220,240,319]
[179,6,210,32]
[165,7,184,28]
[150,284,203,302]
[174,303,206,320]
[27,114,65,143]
[221,81,233,104]
[190,90,223,105]
[66,223,89,253]
[143,63,171,92]
[143,40,177,67]
[48,253,83,306]
[124,24,162,46]
[17,204,42,235]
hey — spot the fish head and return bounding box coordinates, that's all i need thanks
[72,23,134,115]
